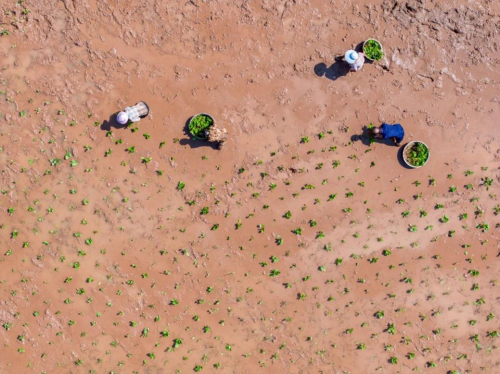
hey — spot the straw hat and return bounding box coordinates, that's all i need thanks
[345,50,358,64]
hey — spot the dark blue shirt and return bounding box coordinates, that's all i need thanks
[381,123,405,143]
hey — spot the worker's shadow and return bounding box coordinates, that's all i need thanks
[350,126,374,146]
[314,57,350,81]
[179,117,219,150]
[397,143,413,169]
[100,113,128,131]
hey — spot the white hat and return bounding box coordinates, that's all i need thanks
[345,50,358,64]
[117,111,129,125]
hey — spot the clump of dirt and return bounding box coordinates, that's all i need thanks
[382,0,499,65]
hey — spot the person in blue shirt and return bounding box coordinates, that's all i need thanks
[371,123,405,146]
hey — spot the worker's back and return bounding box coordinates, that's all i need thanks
[381,123,405,143]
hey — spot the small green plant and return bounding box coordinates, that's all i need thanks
[476,222,489,233]
[173,338,182,348]
[386,323,396,335]
[189,114,213,139]
[481,177,493,190]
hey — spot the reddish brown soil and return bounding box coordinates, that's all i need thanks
[0,0,499,373]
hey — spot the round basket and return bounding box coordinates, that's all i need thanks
[363,39,384,61]
[403,141,430,169]
[188,113,214,140]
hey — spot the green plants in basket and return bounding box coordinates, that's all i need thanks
[405,142,429,167]
[188,114,214,139]
[363,40,384,61]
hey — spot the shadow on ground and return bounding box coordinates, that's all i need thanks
[314,57,350,81]
[397,143,413,170]
[350,126,373,146]
[100,113,128,131]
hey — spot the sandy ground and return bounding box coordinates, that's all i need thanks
[0,0,499,373]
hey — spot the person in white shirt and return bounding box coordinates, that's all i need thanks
[117,102,149,125]
[345,50,365,72]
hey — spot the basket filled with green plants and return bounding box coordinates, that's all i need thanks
[363,39,384,61]
[188,113,214,140]
[403,141,430,168]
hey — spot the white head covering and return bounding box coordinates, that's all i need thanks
[117,111,129,125]
[345,50,358,64]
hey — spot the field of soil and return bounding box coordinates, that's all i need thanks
[0,0,499,373]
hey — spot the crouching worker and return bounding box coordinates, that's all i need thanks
[345,50,365,72]
[117,101,150,125]
[207,123,228,150]
[371,123,405,146]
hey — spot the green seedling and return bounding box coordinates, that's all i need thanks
[173,338,183,348]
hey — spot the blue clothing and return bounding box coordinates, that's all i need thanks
[381,123,404,143]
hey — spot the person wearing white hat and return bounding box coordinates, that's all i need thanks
[345,50,365,72]
[116,101,150,125]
